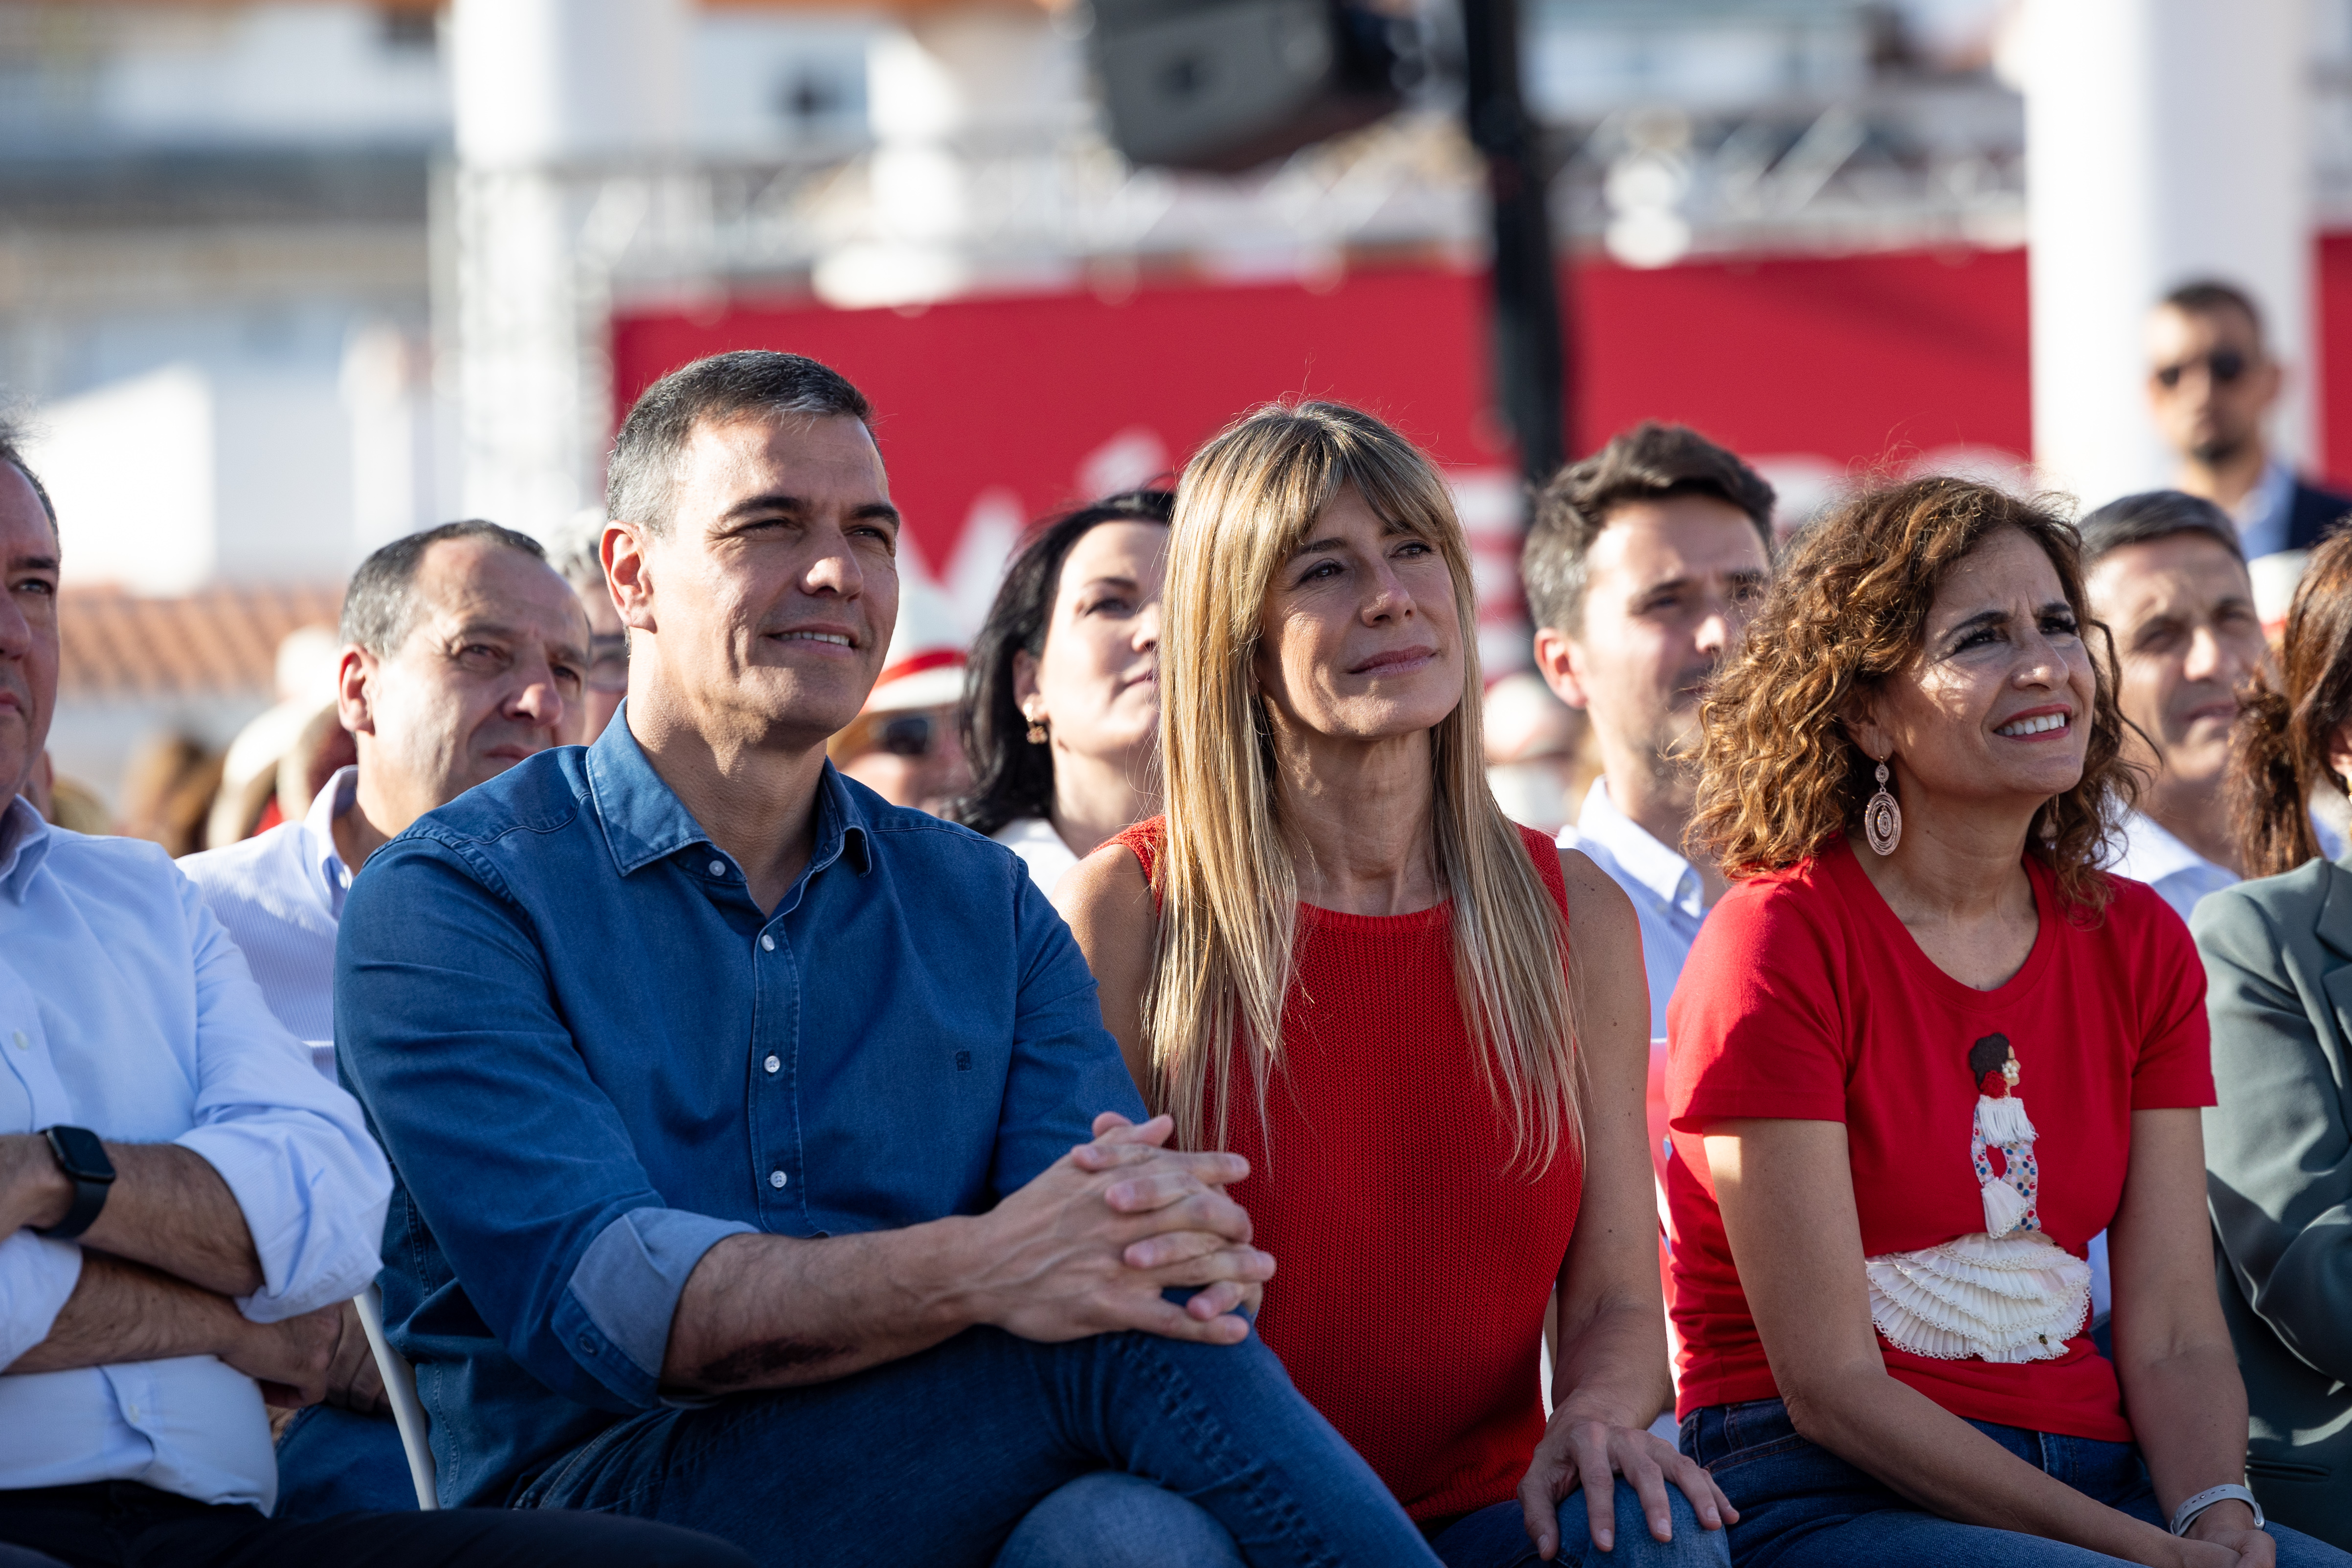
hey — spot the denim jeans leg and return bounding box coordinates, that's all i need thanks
[2266,1525,2352,1567]
[519,1322,1440,1568]
[2042,1431,2352,1568]
[271,1406,423,1519]
[1429,1479,1732,1568]
[1691,1401,2132,1568]
[992,1473,1245,1568]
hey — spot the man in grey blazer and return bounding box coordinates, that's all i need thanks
[2193,865,2352,1548]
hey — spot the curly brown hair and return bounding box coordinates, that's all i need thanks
[1688,476,2135,912]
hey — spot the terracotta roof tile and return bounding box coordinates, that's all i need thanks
[59,585,343,700]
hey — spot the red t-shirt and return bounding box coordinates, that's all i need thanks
[1663,840,2213,1441]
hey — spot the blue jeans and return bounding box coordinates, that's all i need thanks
[272,1405,422,1519]
[516,1321,1440,1568]
[1685,1397,2352,1568]
[1431,1480,1732,1568]
[995,1474,1245,1568]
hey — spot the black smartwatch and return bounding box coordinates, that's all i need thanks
[34,1126,114,1240]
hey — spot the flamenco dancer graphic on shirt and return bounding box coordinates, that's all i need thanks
[1863,1032,2092,1365]
[1968,1032,2040,1236]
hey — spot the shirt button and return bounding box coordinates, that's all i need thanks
[708,859,726,876]
[760,934,775,952]
[10,1030,25,1050]
[764,1055,780,1075]
[769,1169,788,1189]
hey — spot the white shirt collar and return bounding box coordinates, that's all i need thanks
[2234,457,2297,527]
[1576,778,1704,918]
[2110,809,2229,887]
[0,794,51,903]
[304,766,361,900]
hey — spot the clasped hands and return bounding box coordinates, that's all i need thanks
[965,1111,1273,1347]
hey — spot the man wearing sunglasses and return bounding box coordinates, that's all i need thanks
[2147,278,2352,563]
[827,576,971,812]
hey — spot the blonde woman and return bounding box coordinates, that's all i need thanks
[1060,403,1734,1567]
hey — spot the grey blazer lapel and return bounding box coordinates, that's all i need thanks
[2314,860,2352,1052]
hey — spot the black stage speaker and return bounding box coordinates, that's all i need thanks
[1091,0,1409,174]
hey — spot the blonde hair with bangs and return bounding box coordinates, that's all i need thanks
[1144,401,1583,1169]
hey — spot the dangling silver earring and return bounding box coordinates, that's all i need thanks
[1865,757,1903,856]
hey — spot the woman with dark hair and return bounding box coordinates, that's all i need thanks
[1667,476,2346,1567]
[953,490,1173,892]
[2185,532,2352,1546]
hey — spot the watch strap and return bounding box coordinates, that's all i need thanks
[2170,1483,2264,1537]
[33,1127,112,1241]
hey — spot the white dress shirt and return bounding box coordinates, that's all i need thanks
[992,816,1082,899]
[0,796,390,1511]
[2108,809,2239,925]
[179,766,357,1079]
[1558,778,1706,1032]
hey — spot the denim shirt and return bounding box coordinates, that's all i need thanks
[335,717,1146,1505]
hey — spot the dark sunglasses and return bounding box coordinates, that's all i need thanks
[877,713,938,758]
[2152,348,2249,389]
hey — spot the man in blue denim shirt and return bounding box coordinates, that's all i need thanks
[335,353,1439,1568]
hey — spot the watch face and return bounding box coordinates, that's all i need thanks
[47,1125,112,1182]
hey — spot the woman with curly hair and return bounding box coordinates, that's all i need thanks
[1666,477,2347,1567]
[1062,402,1734,1567]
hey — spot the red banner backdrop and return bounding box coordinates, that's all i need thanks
[610,236,2352,635]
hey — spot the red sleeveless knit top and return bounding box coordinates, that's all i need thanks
[1117,818,1584,1522]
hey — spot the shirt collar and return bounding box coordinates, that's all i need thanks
[2235,457,2297,531]
[304,765,360,896]
[1576,777,1703,918]
[583,711,872,882]
[0,794,51,904]
[2111,809,2228,886]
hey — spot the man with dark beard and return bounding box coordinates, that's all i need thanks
[1523,424,1775,1029]
[2147,279,2352,563]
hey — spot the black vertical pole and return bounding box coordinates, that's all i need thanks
[1461,0,1567,494]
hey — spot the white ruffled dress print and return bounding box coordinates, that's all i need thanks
[1862,1034,2091,1365]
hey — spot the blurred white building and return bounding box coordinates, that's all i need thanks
[0,0,877,597]
[13,0,2352,801]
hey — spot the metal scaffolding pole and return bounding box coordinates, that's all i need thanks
[1462,0,1568,495]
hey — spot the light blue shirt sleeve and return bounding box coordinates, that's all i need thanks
[167,872,391,1322]
[0,1230,83,1370]
[0,808,393,1508]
